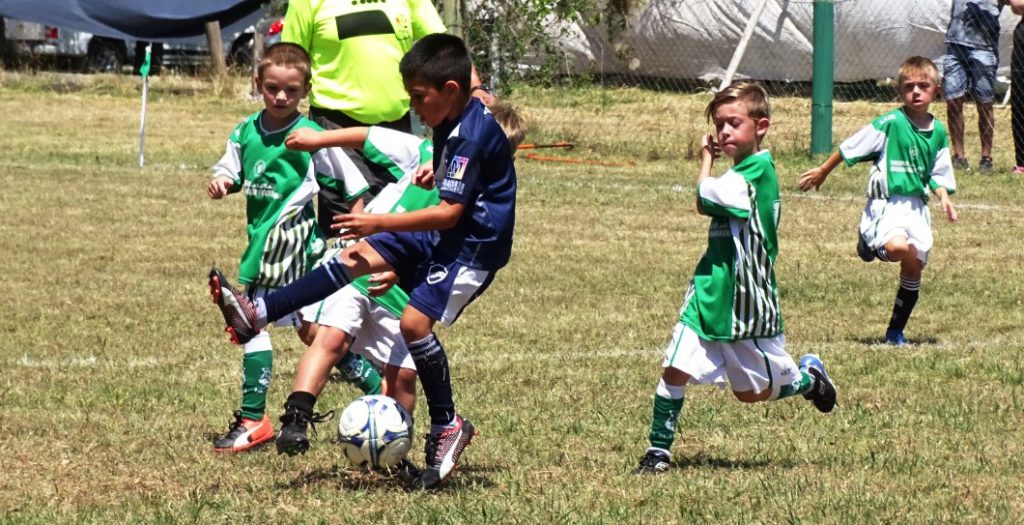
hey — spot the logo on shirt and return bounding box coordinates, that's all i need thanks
[447,155,470,180]
[426,264,449,285]
[253,159,267,178]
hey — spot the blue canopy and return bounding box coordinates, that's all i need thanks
[0,0,264,40]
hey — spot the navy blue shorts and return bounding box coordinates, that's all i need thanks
[367,231,496,326]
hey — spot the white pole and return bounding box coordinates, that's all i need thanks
[138,44,151,168]
[718,0,770,92]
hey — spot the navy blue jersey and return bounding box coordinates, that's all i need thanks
[431,98,517,270]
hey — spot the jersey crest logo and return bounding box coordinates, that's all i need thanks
[447,155,470,180]
[253,159,267,178]
[426,264,449,285]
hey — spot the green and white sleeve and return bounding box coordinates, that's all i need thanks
[928,146,956,195]
[312,146,371,202]
[839,122,886,166]
[698,170,750,219]
[211,138,242,193]
[363,126,432,181]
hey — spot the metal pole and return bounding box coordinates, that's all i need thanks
[810,0,835,156]
[718,0,770,92]
[138,44,152,168]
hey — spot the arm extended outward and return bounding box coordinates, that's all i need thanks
[798,151,844,192]
[333,199,465,240]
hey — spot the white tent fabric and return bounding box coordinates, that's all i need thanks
[555,0,1021,82]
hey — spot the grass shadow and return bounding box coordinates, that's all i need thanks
[853,336,940,346]
[675,453,796,470]
[279,462,501,492]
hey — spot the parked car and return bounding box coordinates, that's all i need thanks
[0,9,283,73]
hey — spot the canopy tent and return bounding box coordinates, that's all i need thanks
[0,0,263,40]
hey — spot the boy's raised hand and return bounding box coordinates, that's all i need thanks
[798,167,828,192]
[332,212,382,240]
[366,271,398,296]
[701,133,720,163]
[206,176,233,199]
[285,128,322,151]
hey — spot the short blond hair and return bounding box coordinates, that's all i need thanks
[704,81,771,123]
[488,101,527,150]
[897,56,940,86]
[258,42,312,83]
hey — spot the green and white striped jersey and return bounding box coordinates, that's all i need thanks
[681,150,783,341]
[213,111,369,288]
[839,107,956,201]
[351,126,439,317]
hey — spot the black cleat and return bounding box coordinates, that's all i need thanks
[634,449,671,475]
[800,354,837,413]
[208,267,260,345]
[276,407,334,456]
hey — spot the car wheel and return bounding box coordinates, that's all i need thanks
[229,35,254,70]
[87,39,123,73]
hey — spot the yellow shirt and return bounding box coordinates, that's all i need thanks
[282,0,445,124]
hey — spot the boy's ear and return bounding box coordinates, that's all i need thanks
[253,75,261,91]
[443,79,461,97]
[755,117,770,138]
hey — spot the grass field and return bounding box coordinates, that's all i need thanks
[2,71,1023,524]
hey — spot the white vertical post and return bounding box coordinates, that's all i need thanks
[138,43,152,168]
[718,0,770,91]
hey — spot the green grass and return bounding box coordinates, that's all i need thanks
[1,71,1023,523]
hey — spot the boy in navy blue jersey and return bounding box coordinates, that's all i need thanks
[208,33,517,489]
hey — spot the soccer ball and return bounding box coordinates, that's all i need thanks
[336,395,413,469]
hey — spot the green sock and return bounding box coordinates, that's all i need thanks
[649,394,684,451]
[776,370,814,400]
[336,353,382,396]
[240,350,273,420]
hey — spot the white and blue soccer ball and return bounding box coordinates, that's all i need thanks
[337,395,412,468]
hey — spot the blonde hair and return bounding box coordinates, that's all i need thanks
[897,56,940,86]
[704,81,771,123]
[488,101,527,150]
[257,43,312,83]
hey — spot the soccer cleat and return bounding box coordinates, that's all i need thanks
[1012,165,1024,175]
[213,411,275,452]
[419,416,475,489]
[978,156,994,173]
[856,233,876,262]
[276,408,334,456]
[799,354,837,413]
[208,267,260,345]
[952,155,969,171]
[633,449,671,475]
[388,458,422,479]
[885,328,907,346]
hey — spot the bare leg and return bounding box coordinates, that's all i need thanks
[978,102,995,159]
[947,97,966,160]
[292,325,353,397]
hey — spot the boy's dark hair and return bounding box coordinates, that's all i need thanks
[399,33,472,93]
[704,81,771,123]
[258,42,312,83]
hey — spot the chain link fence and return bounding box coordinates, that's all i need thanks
[449,0,1023,169]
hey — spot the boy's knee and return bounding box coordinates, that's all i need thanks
[732,389,770,403]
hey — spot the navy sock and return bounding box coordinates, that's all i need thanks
[887,276,920,332]
[263,258,351,323]
[407,333,455,427]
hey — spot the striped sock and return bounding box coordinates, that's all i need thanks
[888,276,921,332]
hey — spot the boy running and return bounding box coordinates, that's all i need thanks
[635,82,837,474]
[799,56,958,345]
[205,43,371,452]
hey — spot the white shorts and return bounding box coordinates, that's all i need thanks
[859,195,932,264]
[300,284,415,371]
[661,323,799,399]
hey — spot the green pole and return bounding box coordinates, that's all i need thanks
[810,0,834,156]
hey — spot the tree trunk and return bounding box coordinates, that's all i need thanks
[205,20,227,77]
